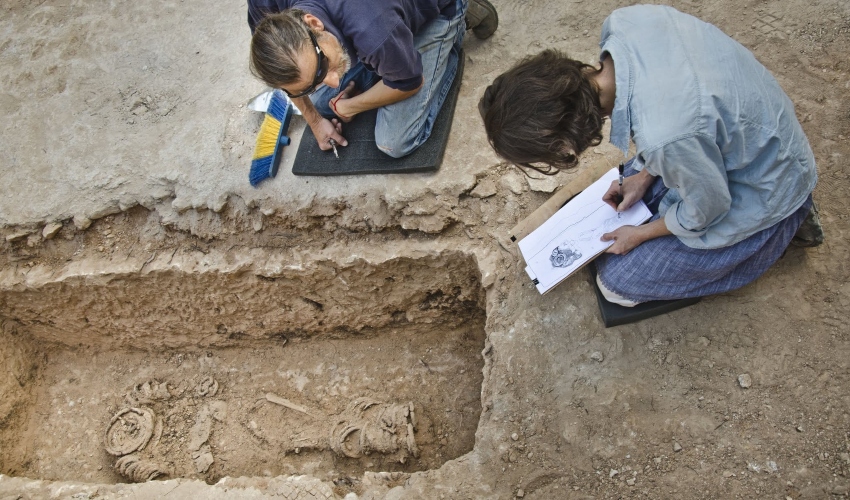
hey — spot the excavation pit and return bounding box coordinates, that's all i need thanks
[0,252,486,487]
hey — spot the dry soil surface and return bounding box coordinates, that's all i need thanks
[1,0,849,499]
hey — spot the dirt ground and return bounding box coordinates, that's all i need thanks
[1,0,849,499]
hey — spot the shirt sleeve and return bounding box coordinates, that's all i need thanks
[248,1,277,33]
[362,20,423,91]
[643,134,732,239]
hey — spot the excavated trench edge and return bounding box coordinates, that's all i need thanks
[0,248,491,494]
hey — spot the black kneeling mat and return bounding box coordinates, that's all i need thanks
[292,55,464,176]
[587,263,701,328]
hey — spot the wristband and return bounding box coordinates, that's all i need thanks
[331,96,351,120]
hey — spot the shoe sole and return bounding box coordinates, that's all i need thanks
[471,0,498,39]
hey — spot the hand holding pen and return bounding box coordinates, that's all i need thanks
[602,164,655,213]
[602,163,626,213]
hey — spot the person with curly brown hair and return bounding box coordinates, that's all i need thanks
[479,5,822,306]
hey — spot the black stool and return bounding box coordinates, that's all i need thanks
[588,263,701,327]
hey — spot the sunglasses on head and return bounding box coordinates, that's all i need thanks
[284,30,330,98]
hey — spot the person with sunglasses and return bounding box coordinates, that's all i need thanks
[478,5,822,307]
[248,0,498,158]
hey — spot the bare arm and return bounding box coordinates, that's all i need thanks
[330,78,423,121]
[292,96,347,151]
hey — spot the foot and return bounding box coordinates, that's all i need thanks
[466,0,498,39]
[791,201,824,247]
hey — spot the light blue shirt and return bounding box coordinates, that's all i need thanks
[600,5,817,249]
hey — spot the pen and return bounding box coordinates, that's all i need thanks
[329,139,339,159]
[617,162,624,218]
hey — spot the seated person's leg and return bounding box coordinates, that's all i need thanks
[596,274,639,307]
[374,0,466,158]
[595,196,813,304]
[309,62,380,118]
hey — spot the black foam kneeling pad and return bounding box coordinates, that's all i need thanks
[588,264,701,328]
[292,54,464,176]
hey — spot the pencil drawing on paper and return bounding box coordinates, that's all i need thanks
[549,245,581,268]
[517,168,652,294]
[540,211,623,269]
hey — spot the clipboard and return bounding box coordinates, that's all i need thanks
[512,166,652,294]
[507,161,612,244]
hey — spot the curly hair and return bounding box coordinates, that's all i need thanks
[250,9,311,89]
[478,50,604,175]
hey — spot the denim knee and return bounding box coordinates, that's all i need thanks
[375,130,417,158]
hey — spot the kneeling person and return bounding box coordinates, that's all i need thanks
[478,5,821,306]
[248,0,497,158]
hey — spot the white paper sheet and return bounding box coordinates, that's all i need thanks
[518,168,652,294]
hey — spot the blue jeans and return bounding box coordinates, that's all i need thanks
[310,0,467,158]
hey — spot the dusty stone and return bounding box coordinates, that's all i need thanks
[526,176,560,193]
[470,179,497,199]
[511,433,519,441]
[673,442,683,452]
[609,469,619,478]
[41,222,62,239]
[5,229,30,242]
[737,374,752,388]
[500,172,527,195]
[192,446,214,474]
[73,216,92,231]
[590,351,604,362]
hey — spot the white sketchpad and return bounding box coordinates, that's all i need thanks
[519,168,652,294]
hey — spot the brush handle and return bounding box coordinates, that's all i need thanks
[269,103,295,180]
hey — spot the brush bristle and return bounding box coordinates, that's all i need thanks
[266,90,290,122]
[248,90,291,187]
[249,155,273,187]
[252,115,282,160]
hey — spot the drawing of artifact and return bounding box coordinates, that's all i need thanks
[264,393,420,463]
[550,245,582,268]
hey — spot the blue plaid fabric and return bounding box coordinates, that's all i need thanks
[595,163,812,303]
